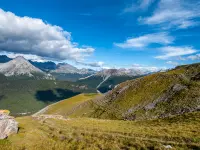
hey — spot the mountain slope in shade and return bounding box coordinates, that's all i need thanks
[30,61,57,71]
[77,68,147,93]
[0,55,12,63]
[50,63,96,81]
[51,63,96,74]
[0,56,53,79]
[51,63,79,74]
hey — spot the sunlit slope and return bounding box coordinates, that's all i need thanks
[70,63,200,120]
[39,93,100,116]
[1,112,199,150]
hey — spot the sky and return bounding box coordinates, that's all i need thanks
[0,0,200,70]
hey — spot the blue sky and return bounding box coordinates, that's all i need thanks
[0,0,200,70]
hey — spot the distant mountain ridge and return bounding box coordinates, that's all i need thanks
[0,56,54,79]
[51,63,96,74]
[77,68,153,93]
[0,55,12,63]
[0,55,97,81]
[30,61,57,71]
[95,68,152,77]
[0,55,158,85]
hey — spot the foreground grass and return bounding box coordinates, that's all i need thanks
[1,112,199,150]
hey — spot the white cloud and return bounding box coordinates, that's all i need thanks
[140,0,200,29]
[0,8,94,61]
[132,63,141,67]
[187,54,200,60]
[123,0,154,13]
[0,51,47,62]
[166,61,179,66]
[156,46,197,59]
[115,32,174,48]
[76,61,104,67]
[102,66,111,69]
[131,64,166,72]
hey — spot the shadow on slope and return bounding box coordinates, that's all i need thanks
[35,88,80,103]
[0,95,5,101]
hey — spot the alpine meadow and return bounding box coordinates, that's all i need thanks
[0,0,200,150]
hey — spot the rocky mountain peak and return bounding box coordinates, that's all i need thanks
[0,56,45,77]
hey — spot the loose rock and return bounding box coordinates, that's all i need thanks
[0,113,18,139]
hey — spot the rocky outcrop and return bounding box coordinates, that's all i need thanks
[145,84,188,111]
[191,73,200,81]
[0,114,18,139]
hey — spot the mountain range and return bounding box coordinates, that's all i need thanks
[0,55,157,93]
[3,62,198,150]
[0,55,156,79]
[0,56,54,80]
[0,59,200,149]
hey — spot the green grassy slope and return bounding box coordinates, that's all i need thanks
[69,63,200,120]
[0,77,95,116]
[1,111,199,150]
[41,93,100,116]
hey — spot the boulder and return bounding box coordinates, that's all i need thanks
[0,114,18,139]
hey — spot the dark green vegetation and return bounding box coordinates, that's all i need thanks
[0,75,95,116]
[69,63,200,120]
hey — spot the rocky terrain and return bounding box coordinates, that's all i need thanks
[0,56,54,80]
[0,112,18,139]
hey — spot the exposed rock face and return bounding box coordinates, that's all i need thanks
[0,56,43,77]
[0,114,18,139]
[122,84,189,120]
[144,84,188,111]
[191,73,200,81]
[0,56,54,80]
[51,63,96,75]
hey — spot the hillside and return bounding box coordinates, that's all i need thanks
[69,63,200,120]
[77,74,143,93]
[34,93,100,116]
[1,63,200,149]
[1,112,199,149]
[0,78,95,116]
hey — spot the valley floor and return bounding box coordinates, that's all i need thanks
[1,111,200,150]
